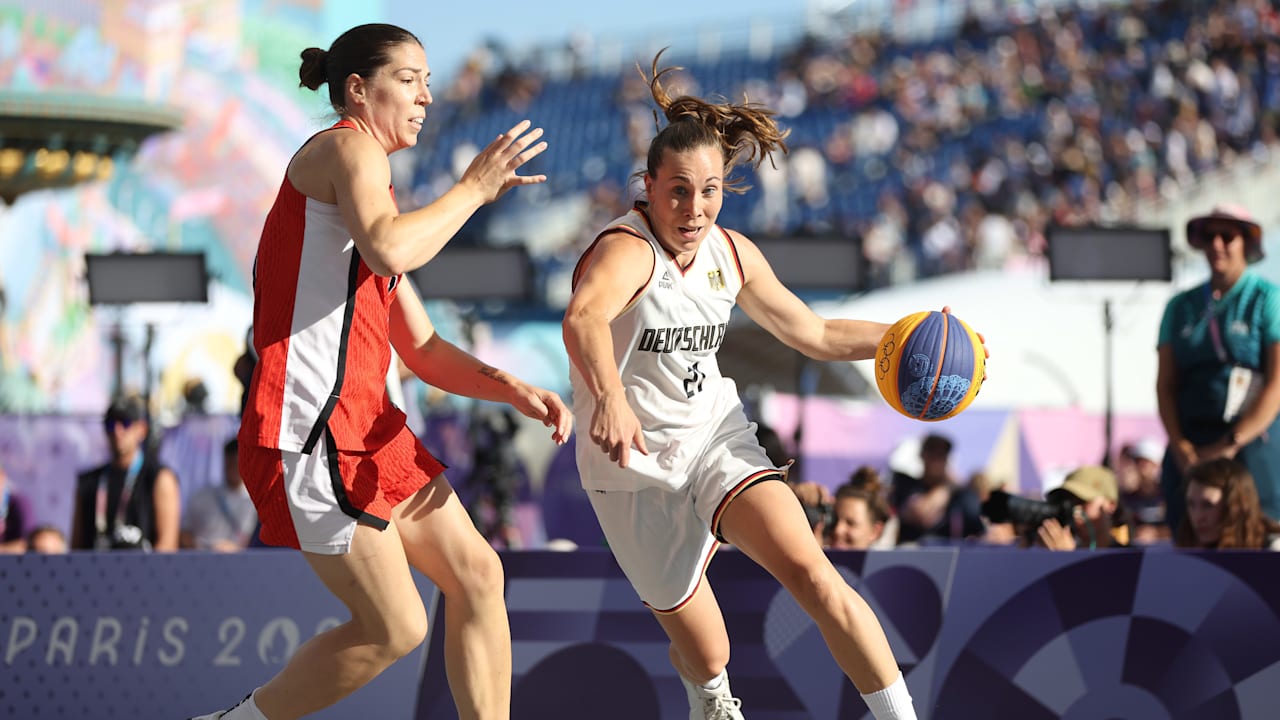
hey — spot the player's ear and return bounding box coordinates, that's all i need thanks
[346,73,366,105]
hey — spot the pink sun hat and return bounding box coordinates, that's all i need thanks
[1186,203,1264,263]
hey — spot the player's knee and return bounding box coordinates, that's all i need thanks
[778,560,841,611]
[672,641,729,682]
[449,543,505,600]
[383,603,429,659]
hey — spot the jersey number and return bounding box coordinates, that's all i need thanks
[684,362,706,398]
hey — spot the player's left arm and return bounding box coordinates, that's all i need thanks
[731,229,888,362]
[389,281,571,444]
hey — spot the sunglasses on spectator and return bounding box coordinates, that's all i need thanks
[1195,224,1245,242]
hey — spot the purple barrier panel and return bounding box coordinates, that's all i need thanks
[0,415,107,538]
[0,551,436,720]
[417,548,1280,719]
[418,548,959,720]
[929,549,1280,719]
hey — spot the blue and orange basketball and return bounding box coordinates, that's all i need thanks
[875,310,985,421]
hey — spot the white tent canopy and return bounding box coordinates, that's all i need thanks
[809,266,1173,415]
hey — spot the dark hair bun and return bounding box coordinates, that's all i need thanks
[298,47,328,90]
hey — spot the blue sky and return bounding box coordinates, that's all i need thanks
[375,0,819,80]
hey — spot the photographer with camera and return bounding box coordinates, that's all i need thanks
[70,394,180,552]
[982,465,1130,550]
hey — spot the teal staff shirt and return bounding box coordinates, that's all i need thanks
[1158,270,1280,438]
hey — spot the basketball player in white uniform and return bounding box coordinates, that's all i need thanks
[564,53,927,720]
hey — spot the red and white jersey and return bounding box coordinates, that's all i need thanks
[570,205,747,491]
[242,120,406,453]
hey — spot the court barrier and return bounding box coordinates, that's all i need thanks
[4,548,1278,719]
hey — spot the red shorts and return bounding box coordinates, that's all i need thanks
[239,424,446,554]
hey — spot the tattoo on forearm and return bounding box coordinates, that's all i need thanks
[479,365,511,386]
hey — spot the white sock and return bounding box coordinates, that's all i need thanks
[699,669,727,692]
[222,688,268,720]
[861,672,916,720]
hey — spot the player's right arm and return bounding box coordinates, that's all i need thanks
[732,229,889,362]
[295,121,547,277]
[563,232,653,467]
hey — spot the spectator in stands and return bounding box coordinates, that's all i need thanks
[180,438,257,552]
[0,458,35,553]
[182,378,210,416]
[192,23,571,720]
[1156,205,1280,533]
[1033,465,1131,551]
[403,0,1278,291]
[828,466,893,550]
[1176,457,1280,550]
[1117,438,1170,545]
[892,433,984,545]
[563,51,919,720]
[26,525,67,554]
[70,393,180,552]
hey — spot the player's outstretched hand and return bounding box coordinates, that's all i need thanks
[459,119,548,203]
[509,382,573,446]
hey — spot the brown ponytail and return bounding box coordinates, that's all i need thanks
[638,49,789,194]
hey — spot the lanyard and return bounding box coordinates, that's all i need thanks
[95,452,144,539]
[1204,283,1230,365]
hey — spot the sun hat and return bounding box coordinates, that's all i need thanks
[1053,465,1119,504]
[1186,203,1264,263]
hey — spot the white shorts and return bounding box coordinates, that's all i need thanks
[588,412,780,612]
[240,427,444,555]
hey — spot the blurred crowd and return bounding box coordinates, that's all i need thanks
[777,427,1280,553]
[410,0,1280,299]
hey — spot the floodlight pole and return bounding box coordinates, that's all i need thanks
[143,323,156,420]
[109,321,126,399]
[1102,298,1114,468]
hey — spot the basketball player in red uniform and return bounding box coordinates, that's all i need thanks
[191,23,571,720]
[564,53,926,720]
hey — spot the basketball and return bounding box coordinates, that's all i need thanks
[875,310,984,421]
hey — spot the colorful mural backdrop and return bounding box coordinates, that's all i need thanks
[0,1,331,414]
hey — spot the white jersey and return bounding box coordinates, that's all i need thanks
[571,206,748,492]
